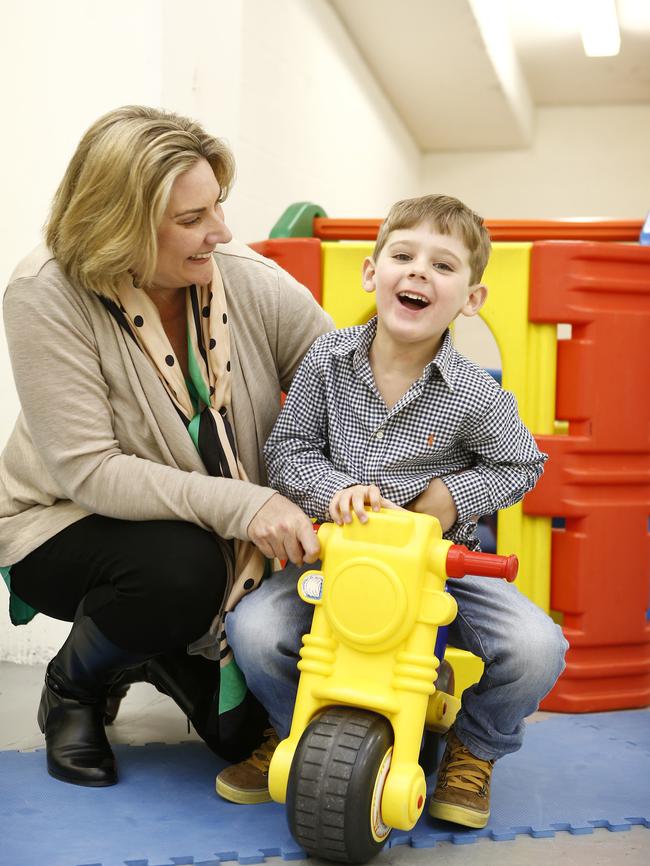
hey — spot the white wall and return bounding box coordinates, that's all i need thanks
[161,0,422,241]
[0,0,420,663]
[423,104,650,219]
[233,0,421,239]
[0,0,164,663]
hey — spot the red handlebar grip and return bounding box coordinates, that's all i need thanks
[446,545,518,582]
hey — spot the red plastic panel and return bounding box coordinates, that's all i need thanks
[526,241,650,711]
[312,218,644,243]
[249,238,322,305]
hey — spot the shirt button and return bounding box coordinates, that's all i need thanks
[375,430,384,440]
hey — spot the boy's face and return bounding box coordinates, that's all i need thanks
[362,222,486,356]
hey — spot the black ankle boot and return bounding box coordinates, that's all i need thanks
[143,650,223,748]
[98,648,268,762]
[104,681,131,726]
[142,649,268,762]
[37,671,116,786]
[38,615,149,787]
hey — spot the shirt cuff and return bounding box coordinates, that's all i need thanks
[444,519,481,551]
[312,470,362,521]
[440,471,491,524]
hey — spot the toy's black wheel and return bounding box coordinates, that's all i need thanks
[420,658,455,776]
[286,707,394,864]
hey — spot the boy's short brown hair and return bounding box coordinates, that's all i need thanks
[373,194,491,284]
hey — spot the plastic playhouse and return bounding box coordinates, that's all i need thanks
[251,207,650,714]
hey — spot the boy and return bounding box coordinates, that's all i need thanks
[217,195,567,828]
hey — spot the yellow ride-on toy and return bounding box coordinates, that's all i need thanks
[268,508,517,863]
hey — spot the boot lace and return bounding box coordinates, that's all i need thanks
[440,735,493,796]
[245,728,279,775]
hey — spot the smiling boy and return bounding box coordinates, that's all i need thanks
[217,195,568,829]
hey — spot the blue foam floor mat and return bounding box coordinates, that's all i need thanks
[2,709,649,866]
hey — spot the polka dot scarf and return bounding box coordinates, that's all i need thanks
[104,260,267,714]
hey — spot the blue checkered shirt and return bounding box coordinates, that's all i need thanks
[264,318,547,548]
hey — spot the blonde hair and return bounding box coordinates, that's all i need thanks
[46,105,235,295]
[373,194,491,284]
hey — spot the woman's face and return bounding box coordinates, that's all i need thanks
[151,158,232,290]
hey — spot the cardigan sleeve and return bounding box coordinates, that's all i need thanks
[3,275,275,542]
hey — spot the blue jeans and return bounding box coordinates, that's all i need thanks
[226,562,568,761]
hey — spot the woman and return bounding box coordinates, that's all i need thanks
[0,106,329,787]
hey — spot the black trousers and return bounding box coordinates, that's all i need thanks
[11,515,229,654]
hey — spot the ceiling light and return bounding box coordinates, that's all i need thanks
[577,0,621,56]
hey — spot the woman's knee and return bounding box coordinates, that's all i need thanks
[125,522,226,605]
[100,521,227,646]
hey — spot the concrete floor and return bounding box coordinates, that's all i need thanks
[1,660,648,866]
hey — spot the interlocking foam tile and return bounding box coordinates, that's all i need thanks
[2,710,649,866]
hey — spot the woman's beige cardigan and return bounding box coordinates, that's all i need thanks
[0,241,333,568]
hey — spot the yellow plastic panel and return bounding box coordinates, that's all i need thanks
[444,647,485,698]
[480,244,556,612]
[321,242,375,328]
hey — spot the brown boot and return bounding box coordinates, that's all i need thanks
[428,729,494,828]
[215,728,279,804]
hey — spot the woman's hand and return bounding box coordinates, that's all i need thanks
[247,493,320,566]
[329,484,403,526]
[407,478,458,531]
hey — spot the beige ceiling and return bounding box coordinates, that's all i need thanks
[328,0,650,150]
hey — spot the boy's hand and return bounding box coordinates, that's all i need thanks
[329,484,403,526]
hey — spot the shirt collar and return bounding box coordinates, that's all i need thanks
[331,317,377,367]
[332,317,456,390]
[424,328,456,391]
